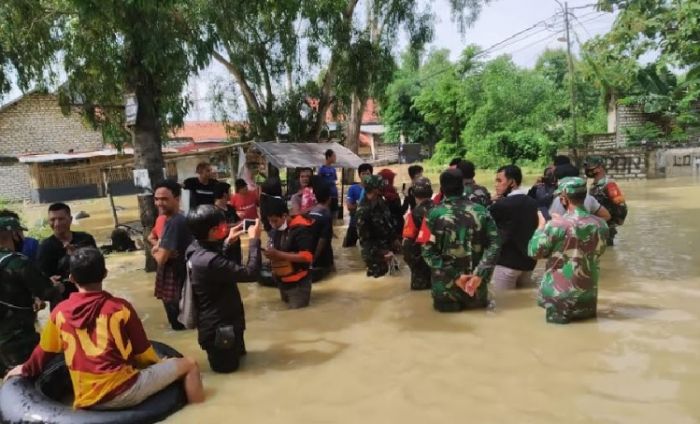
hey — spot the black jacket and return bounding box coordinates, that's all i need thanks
[489,194,538,271]
[186,239,260,349]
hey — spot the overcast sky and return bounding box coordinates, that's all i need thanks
[2,0,617,120]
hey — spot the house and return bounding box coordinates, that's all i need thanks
[0,91,104,201]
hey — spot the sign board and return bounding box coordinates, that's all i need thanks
[133,169,151,190]
[125,93,138,126]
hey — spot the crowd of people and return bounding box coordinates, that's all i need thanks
[0,150,628,413]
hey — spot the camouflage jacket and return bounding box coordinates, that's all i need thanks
[0,250,59,344]
[357,197,397,249]
[422,196,501,301]
[589,176,628,225]
[528,207,609,308]
[464,181,492,208]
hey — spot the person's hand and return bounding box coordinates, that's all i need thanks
[263,247,281,260]
[3,365,23,382]
[64,243,77,255]
[248,219,262,239]
[151,245,160,256]
[537,210,547,230]
[226,222,245,244]
[454,274,469,291]
[463,275,482,297]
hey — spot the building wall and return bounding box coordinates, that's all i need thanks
[575,147,650,180]
[656,147,700,178]
[615,103,649,146]
[0,162,31,200]
[0,93,103,157]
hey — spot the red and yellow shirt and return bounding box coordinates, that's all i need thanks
[22,291,159,409]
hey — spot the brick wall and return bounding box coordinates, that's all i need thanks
[0,93,103,156]
[615,103,649,146]
[575,147,650,179]
[0,162,31,201]
[585,133,617,150]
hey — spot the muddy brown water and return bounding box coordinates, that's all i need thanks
[23,177,700,422]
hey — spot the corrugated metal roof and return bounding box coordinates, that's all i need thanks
[252,142,364,169]
[17,147,178,163]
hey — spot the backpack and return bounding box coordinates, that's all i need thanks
[177,256,198,330]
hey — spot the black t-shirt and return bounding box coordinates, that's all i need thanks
[489,194,538,271]
[160,213,193,281]
[37,232,97,279]
[183,177,218,209]
[307,206,334,268]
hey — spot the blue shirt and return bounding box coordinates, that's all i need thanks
[347,184,364,207]
[319,165,338,198]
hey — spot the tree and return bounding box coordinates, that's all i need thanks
[594,0,700,131]
[0,0,211,268]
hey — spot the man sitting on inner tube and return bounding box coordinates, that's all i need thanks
[3,247,205,410]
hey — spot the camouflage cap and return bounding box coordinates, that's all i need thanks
[363,175,384,191]
[554,177,588,196]
[412,177,433,198]
[0,217,27,232]
[584,155,605,169]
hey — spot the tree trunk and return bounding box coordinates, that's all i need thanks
[345,92,366,154]
[309,64,337,142]
[131,72,164,272]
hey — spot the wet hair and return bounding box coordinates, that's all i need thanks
[187,205,226,241]
[358,163,373,175]
[553,155,571,166]
[196,162,211,173]
[440,169,464,197]
[457,160,476,179]
[554,164,580,180]
[566,191,587,204]
[408,165,423,179]
[449,157,462,167]
[154,179,182,198]
[0,210,20,220]
[325,149,335,159]
[70,247,107,286]
[312,180,332,204]
[266,197,289,218]
[496,165,522,185]
[213,182,231,200]
[235,179,248,192]
[48,202,71,216]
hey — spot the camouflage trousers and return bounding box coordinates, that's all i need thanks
[360,241,390,278]
[431,278,488,312]
[0,324,39,376]
[402,240,431,290]
[538,295,597,324]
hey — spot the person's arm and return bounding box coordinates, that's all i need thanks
[528,214,558,260]
[473,212,502,280]
[290,194,302,216]
[421,209,456,277]
[20,257,61,303]
[595,206,612,221]
[36,240,58,278]
[213,221,262,280]
[147,228,159,247]
[313,219,331,263]
[153,219,178,266]
[605,182,628,224]
[123,304,160,368]
[266,227,313,264]
[346,188,359,212]
[20,315,62,378]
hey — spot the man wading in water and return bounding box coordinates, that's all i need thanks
[528,177,609,324]
[422,169,500,312]
[584,156,628,246]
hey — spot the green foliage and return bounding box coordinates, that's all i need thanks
[382,46,607,168]
[623,122,663,145]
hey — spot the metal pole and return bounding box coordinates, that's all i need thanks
[564,2,578,158]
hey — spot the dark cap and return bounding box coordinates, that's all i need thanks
[0,217,27,232]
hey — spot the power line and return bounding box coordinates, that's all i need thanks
[508,31,566,56]
[476,12,562,57]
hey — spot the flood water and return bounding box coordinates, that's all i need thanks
[41,177,700,422]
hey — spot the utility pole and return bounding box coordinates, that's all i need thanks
[563,2,578,156]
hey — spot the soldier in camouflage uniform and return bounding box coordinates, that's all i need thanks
[528,177,609,324]
[422,169,501,312]
[0,217,61,376]
[457,160,492,207]
[402,177,434,290]
[357,175,398,278]
[584,156,628,246]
